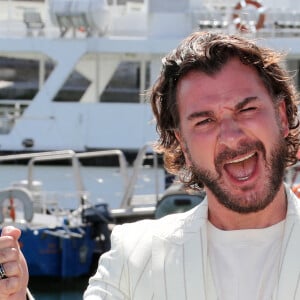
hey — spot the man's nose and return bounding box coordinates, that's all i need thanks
[218,118,245,149]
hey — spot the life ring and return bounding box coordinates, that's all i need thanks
[0,188,34,223]
[9,196,16,222]
[232,0,266,32]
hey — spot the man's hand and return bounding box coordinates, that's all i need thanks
[0,226,29,299]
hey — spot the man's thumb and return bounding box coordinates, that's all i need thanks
[1,226,21,240]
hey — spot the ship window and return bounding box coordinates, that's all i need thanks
[53,71,90,102]
[100,61,150,103]
[0,56,51,101]
[0,55,53,134]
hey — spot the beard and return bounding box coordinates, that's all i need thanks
[187,137,287,214]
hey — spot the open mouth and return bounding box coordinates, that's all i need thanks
[223,152,258,182]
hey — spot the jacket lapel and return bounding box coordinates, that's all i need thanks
[151,187,300,300]
[275,188,300,299]
[152,200,217,300]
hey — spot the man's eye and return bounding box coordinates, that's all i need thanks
[196,118,214,126]
[240,106,257,113]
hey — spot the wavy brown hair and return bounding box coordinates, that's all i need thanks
[149,32,300,189]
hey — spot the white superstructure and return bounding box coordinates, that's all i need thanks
[0,0,299,153]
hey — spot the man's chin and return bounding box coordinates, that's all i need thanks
[210,185,275,214]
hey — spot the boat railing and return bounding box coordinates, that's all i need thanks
[105,142,161,221]
[26,149,129,207]
[75,149,129,190]
[0,143,162,223]
[0,149,129,215]
[25,150,86,215]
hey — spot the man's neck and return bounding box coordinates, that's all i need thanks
[207,184,287,230]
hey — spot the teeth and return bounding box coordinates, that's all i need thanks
[228,153,255,164]
[238,176,250,181]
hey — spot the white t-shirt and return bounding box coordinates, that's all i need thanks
[208,220,285,300]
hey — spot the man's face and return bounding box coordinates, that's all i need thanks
[175,58,289,213]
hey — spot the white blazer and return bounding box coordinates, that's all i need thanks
[84,186,300,300]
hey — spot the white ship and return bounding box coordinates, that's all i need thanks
[0,0,299,154]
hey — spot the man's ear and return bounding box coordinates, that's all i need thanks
[174,130,192,167]
[278,100,289,138]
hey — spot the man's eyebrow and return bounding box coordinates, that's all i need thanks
[235,96,259,110]
[187,110,214,121]
[186,96,259,121]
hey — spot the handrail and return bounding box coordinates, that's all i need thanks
[120,142,159,208]
[0,145,159,214]
[76,150,129,191]
[0,148,129,203]
[0,150,75,163]
[27,150,84,195]
[26,149,129,206]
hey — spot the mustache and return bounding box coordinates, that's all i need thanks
[215,140,266,167]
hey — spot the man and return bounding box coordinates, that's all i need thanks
[0,33,300,300]
[84,32,300,299]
